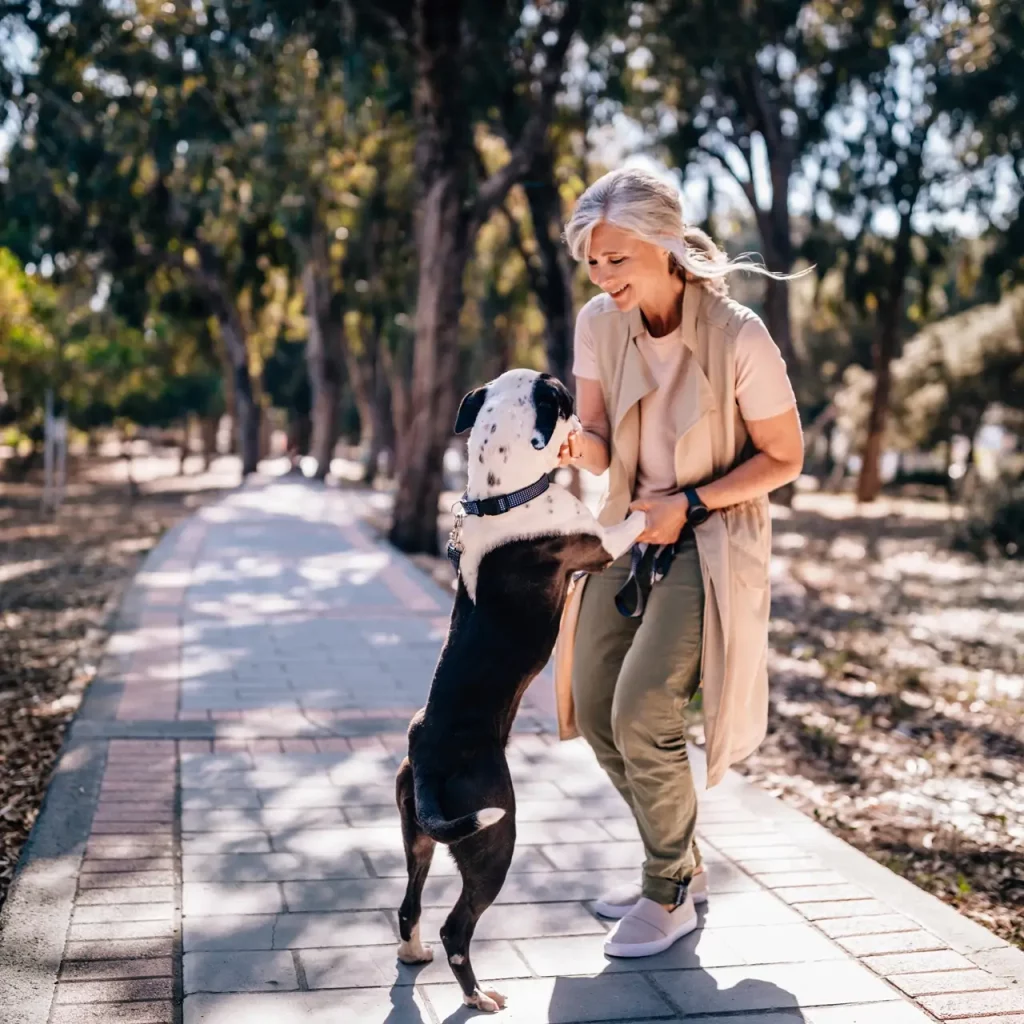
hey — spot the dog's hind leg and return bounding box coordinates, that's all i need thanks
[442,821,515,1012]
[395,758,435,964]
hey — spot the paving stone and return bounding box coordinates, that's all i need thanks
[182,851,369,883]
[77,886,175,906]
[81,858,174,875]
[183,882,284,916]
[516,820,612,844]
[79,871,174,889]
[709,844,813,862]
[816,914,921,938]
[274,825,403,856]
[54,978,173,1003]
[652,960,895,1014]
[300,939,531,988]
[64,938,174,962]
[183,988,433,1024]
[890,968,1010,997]
[182,792,262,810]
[802,1005,937,1024]
[50,1001,174,1023]
[282,877,409,912]
[270,910,397,948]
[753,869,849,888]
[862,948,977,975]
[487,869,644,906]
[774,883,873,903]
[69,919,176,942]
[918,990,1024,1018]
[541,840,645,871]
[181,833,272,855]
[423,974,673,1023]
[184,951,298,993]
[514,929,746,976]
[836,929,948,956]
[368,844,554,878]
[419,902,605,942]
[699,891,804,928]
[73,903,176,925]
[59,959,173,982]
[183,916,278,952]
[794,898,896,921]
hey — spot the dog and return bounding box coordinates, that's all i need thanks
[394,369,646,1012]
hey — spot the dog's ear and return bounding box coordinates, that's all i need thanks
[531,374,575,450]
[454,385,488,434]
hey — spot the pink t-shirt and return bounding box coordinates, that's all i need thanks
[573,313,796,498]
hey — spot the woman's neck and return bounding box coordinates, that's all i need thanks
[639,275,686,338]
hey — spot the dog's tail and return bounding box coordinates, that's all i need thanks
[413,771,505,845]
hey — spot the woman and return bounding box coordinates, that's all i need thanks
[556,168,804,959]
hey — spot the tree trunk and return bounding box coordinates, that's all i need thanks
[857,211,914,504]
[200,415,218,470]
[193,249,259,474]
[302,233,345,481]
[524,145,576,388]
[390,194,471,553]
[390,0,472,555]
[390,0,581,552]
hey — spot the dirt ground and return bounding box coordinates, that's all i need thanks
[743,493,1024,950]
[0,452,236,911]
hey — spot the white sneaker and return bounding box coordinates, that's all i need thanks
[604,895,698,958]
[594,869,708,920]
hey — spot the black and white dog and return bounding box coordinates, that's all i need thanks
[394,369,645,1012]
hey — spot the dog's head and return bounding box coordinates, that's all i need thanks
[455,369,576,496]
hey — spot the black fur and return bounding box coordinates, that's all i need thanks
[455,385,489,434]
[531,374,575,450]
[396,532,613,1000]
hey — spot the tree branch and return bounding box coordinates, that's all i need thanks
[500,201,545,296]
[472,0,582,228]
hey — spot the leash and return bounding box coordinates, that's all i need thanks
[613,525,694,618]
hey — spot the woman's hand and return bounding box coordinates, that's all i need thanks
[557,428,584,468]
[629,493,689,545]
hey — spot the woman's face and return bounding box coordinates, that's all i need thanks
[586,221,671,311]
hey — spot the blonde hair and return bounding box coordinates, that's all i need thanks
[563,167,797,297]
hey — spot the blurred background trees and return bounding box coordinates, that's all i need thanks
[2,0,1022,554]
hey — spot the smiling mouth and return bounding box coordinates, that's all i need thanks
[609,284,629,297]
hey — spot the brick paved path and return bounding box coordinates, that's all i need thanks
[1,477,1022,1024]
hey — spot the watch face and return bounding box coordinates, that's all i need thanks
[690,504,710,526]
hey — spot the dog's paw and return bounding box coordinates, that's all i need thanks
[396,940,433,965]
[463,988,507,1013]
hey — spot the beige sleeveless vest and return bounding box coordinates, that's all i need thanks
[554,282,772,788]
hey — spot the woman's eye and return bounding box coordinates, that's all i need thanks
[609,257,625,265]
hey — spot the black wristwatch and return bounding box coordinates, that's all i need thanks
[683,486,711,527]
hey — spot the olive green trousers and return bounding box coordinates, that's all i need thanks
[572,534,704,904]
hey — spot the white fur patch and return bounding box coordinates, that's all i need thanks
[450,954,466,965]
[476,807,506,827]
[456,370,646,601]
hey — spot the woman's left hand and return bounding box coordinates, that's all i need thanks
[629,494,690,545]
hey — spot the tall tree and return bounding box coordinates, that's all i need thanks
[614,0,907,376]
[816,0,997,501]
[386,0,583,554]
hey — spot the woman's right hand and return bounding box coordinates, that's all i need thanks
[557,429,584,468]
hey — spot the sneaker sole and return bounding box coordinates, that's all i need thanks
[603,913,699,958]
[595,888,708,920]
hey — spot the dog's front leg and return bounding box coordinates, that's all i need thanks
[600,510,647,561]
